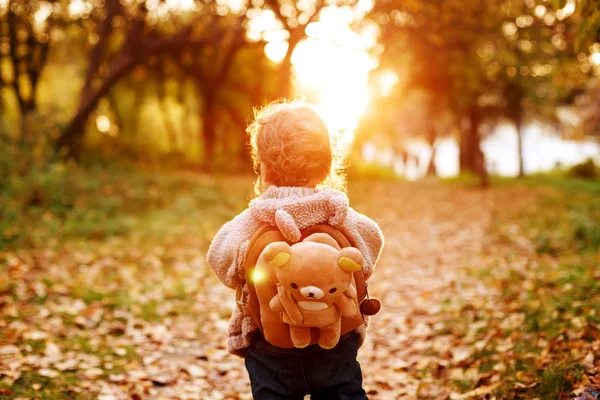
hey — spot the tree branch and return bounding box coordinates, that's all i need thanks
[57,17,224,159]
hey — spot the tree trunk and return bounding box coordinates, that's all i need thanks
[278,31,303,100]
[426,126,437,176]
[159,99,179,152]
[515,112,525,178]
[202,101,217,170]
[19,109,31,146]
[459,113,479,174]
[279,50,293,100]
[56,54,135,159]
[506,81,525,178]
[55,110,91,159]
[79,0,122,106]
[476,145,489,187]
[460,108,488,186]
[182,87,195,151]
[219,105,251,171]
[131,82,145,138]
[56,18,222,159]
[106,91,123,136]
[156,81,179,152]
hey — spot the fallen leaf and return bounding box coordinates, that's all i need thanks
[150,373,177,386]
[583,353,595,373]
[113,347,127,357]
[493,362,506,372]
[452,346,473,363]
[0,345,20,355]
[514,381,539,389]
[83,368,104,379]
[55,359,79,371]
[108,373,126,382]
[23,330,48,340]
[38,368,59,378]
[185,365,207,378]
[44,342,61,358]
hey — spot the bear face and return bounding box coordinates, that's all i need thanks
[276,242,353,309]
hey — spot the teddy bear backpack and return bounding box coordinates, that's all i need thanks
[236,224,381,349]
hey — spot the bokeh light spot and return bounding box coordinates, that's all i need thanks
[96,116,111,133]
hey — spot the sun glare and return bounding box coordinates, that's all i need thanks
[293,38,374,133]
[285,10,377,139]
[248,5,378,143]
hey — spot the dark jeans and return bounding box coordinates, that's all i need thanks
[244,330,368,400]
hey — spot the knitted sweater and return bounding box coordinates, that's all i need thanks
[206,185,384,357]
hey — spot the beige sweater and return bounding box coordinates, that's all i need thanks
[206,185,384,357]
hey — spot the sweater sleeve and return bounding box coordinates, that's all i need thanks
[342,208,384,281]
[206,210,259,289]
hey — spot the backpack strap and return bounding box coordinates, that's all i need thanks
[239,225,286,331]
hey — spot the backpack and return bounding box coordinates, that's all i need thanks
[236,223,381,349]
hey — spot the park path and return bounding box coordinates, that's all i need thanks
[148,183,498,400]
[353,183,496,399]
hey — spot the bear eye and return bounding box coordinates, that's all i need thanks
[291,283,298,289]
[329,288,337,293]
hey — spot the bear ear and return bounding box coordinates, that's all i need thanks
[337,248,364,272]
[261,242,292,267]
[303,233,341,250]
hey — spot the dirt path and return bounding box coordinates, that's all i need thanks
[355,184,496,399]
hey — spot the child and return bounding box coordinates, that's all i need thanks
[206,101,384,399]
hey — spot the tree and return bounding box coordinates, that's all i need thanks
[564,0,600,51]
[573,79,600,139]
[366,0,504,183]
[55,1,225,159]
[175,17,248,169]
[0,0,53,141]
[263,0,328,99]
[365,0,590,181]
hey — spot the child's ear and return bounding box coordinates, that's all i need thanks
[261,242,292,267]
[337,248,363,272]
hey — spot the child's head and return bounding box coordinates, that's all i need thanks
[248,101,344,193]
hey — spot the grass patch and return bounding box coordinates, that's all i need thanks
[347,161,405,182]
[428,182,599,398]
[0,161,250,250]
[0,371,95,400]
[534,364,584,398]
[451,378,475,391]
[442,171,600,194]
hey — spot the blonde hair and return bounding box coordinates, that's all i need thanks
[248,100,345,194]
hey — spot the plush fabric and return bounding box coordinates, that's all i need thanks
[259,239,362,349]
[206,185,384,357]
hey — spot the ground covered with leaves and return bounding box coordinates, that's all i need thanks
[1,165,599,399]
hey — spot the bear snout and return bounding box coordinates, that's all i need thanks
[300,286,324,299]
